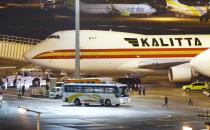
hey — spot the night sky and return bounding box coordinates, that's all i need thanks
[0,0,210,39]
[4,0,210,5]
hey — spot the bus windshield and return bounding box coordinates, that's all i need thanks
[118,86,129,97]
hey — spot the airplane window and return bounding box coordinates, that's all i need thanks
[89,36,97,40]
[56,35,60,39]
[48,35,60,39]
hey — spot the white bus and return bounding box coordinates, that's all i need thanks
[62,83,130,106]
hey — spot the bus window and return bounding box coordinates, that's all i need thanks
[94,87,104,93]
[71,86,83,93]
[105,87,115,93]
[64,85,71,92]
[84,87,93,93]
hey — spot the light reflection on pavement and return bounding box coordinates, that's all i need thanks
[0,86,209,130]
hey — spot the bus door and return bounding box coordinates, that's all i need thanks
[64,85,71,97]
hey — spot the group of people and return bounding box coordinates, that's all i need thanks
[162,93,193,109]
[136,84,146,96]
[16,79,25,99]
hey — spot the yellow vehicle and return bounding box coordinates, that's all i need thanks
[182,82,209,92]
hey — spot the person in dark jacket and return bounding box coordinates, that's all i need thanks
[142,85,146,95]
[22,85,25,96]
[188,93,193,105]
[162,95,168,108]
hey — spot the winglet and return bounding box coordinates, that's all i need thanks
[165,0,182,6]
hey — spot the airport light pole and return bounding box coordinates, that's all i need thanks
[18,106,41,130]
[75,0,80,79]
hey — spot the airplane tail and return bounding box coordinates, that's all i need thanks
[165,0,183,7]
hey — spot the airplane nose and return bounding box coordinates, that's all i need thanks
[24,50,31,62]
[24,47,36,63]
[152,9,157,13]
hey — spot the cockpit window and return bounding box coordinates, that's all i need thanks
[48,35,60,39]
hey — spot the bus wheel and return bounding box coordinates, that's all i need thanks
[74,98,81,106]
[105,99,111,106]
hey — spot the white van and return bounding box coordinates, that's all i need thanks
[49,87,62,99]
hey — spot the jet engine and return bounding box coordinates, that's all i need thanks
[169,48,210,82]
[190,48,210,77]
[168,63,198,82]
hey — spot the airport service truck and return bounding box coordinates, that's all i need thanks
[2,68,46,89]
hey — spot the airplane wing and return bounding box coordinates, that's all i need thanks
[137,59,189,69]
[119,59,190,71]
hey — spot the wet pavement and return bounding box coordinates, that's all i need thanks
[0,86,209,130]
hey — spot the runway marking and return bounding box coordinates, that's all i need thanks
[3,94,55,101]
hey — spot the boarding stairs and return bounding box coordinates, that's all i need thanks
[0,34,41,60]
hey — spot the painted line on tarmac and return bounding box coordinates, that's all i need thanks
[3,94,55,101]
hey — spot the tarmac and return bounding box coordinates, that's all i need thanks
[0,85,210,130]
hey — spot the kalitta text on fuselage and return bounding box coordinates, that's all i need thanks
[124,37,202,47]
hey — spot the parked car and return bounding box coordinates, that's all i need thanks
[49,87,62,99]
[182,82,209,92]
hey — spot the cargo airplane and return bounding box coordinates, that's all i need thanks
[24,30,210,82]
[166,0,210,21]
[67,0,157,16]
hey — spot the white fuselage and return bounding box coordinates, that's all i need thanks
[24,30,210,76]
[169,5,207,17]
[79,2,156,15]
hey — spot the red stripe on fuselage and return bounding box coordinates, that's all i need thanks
[34,54,199,59]
[33,48,208,59]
